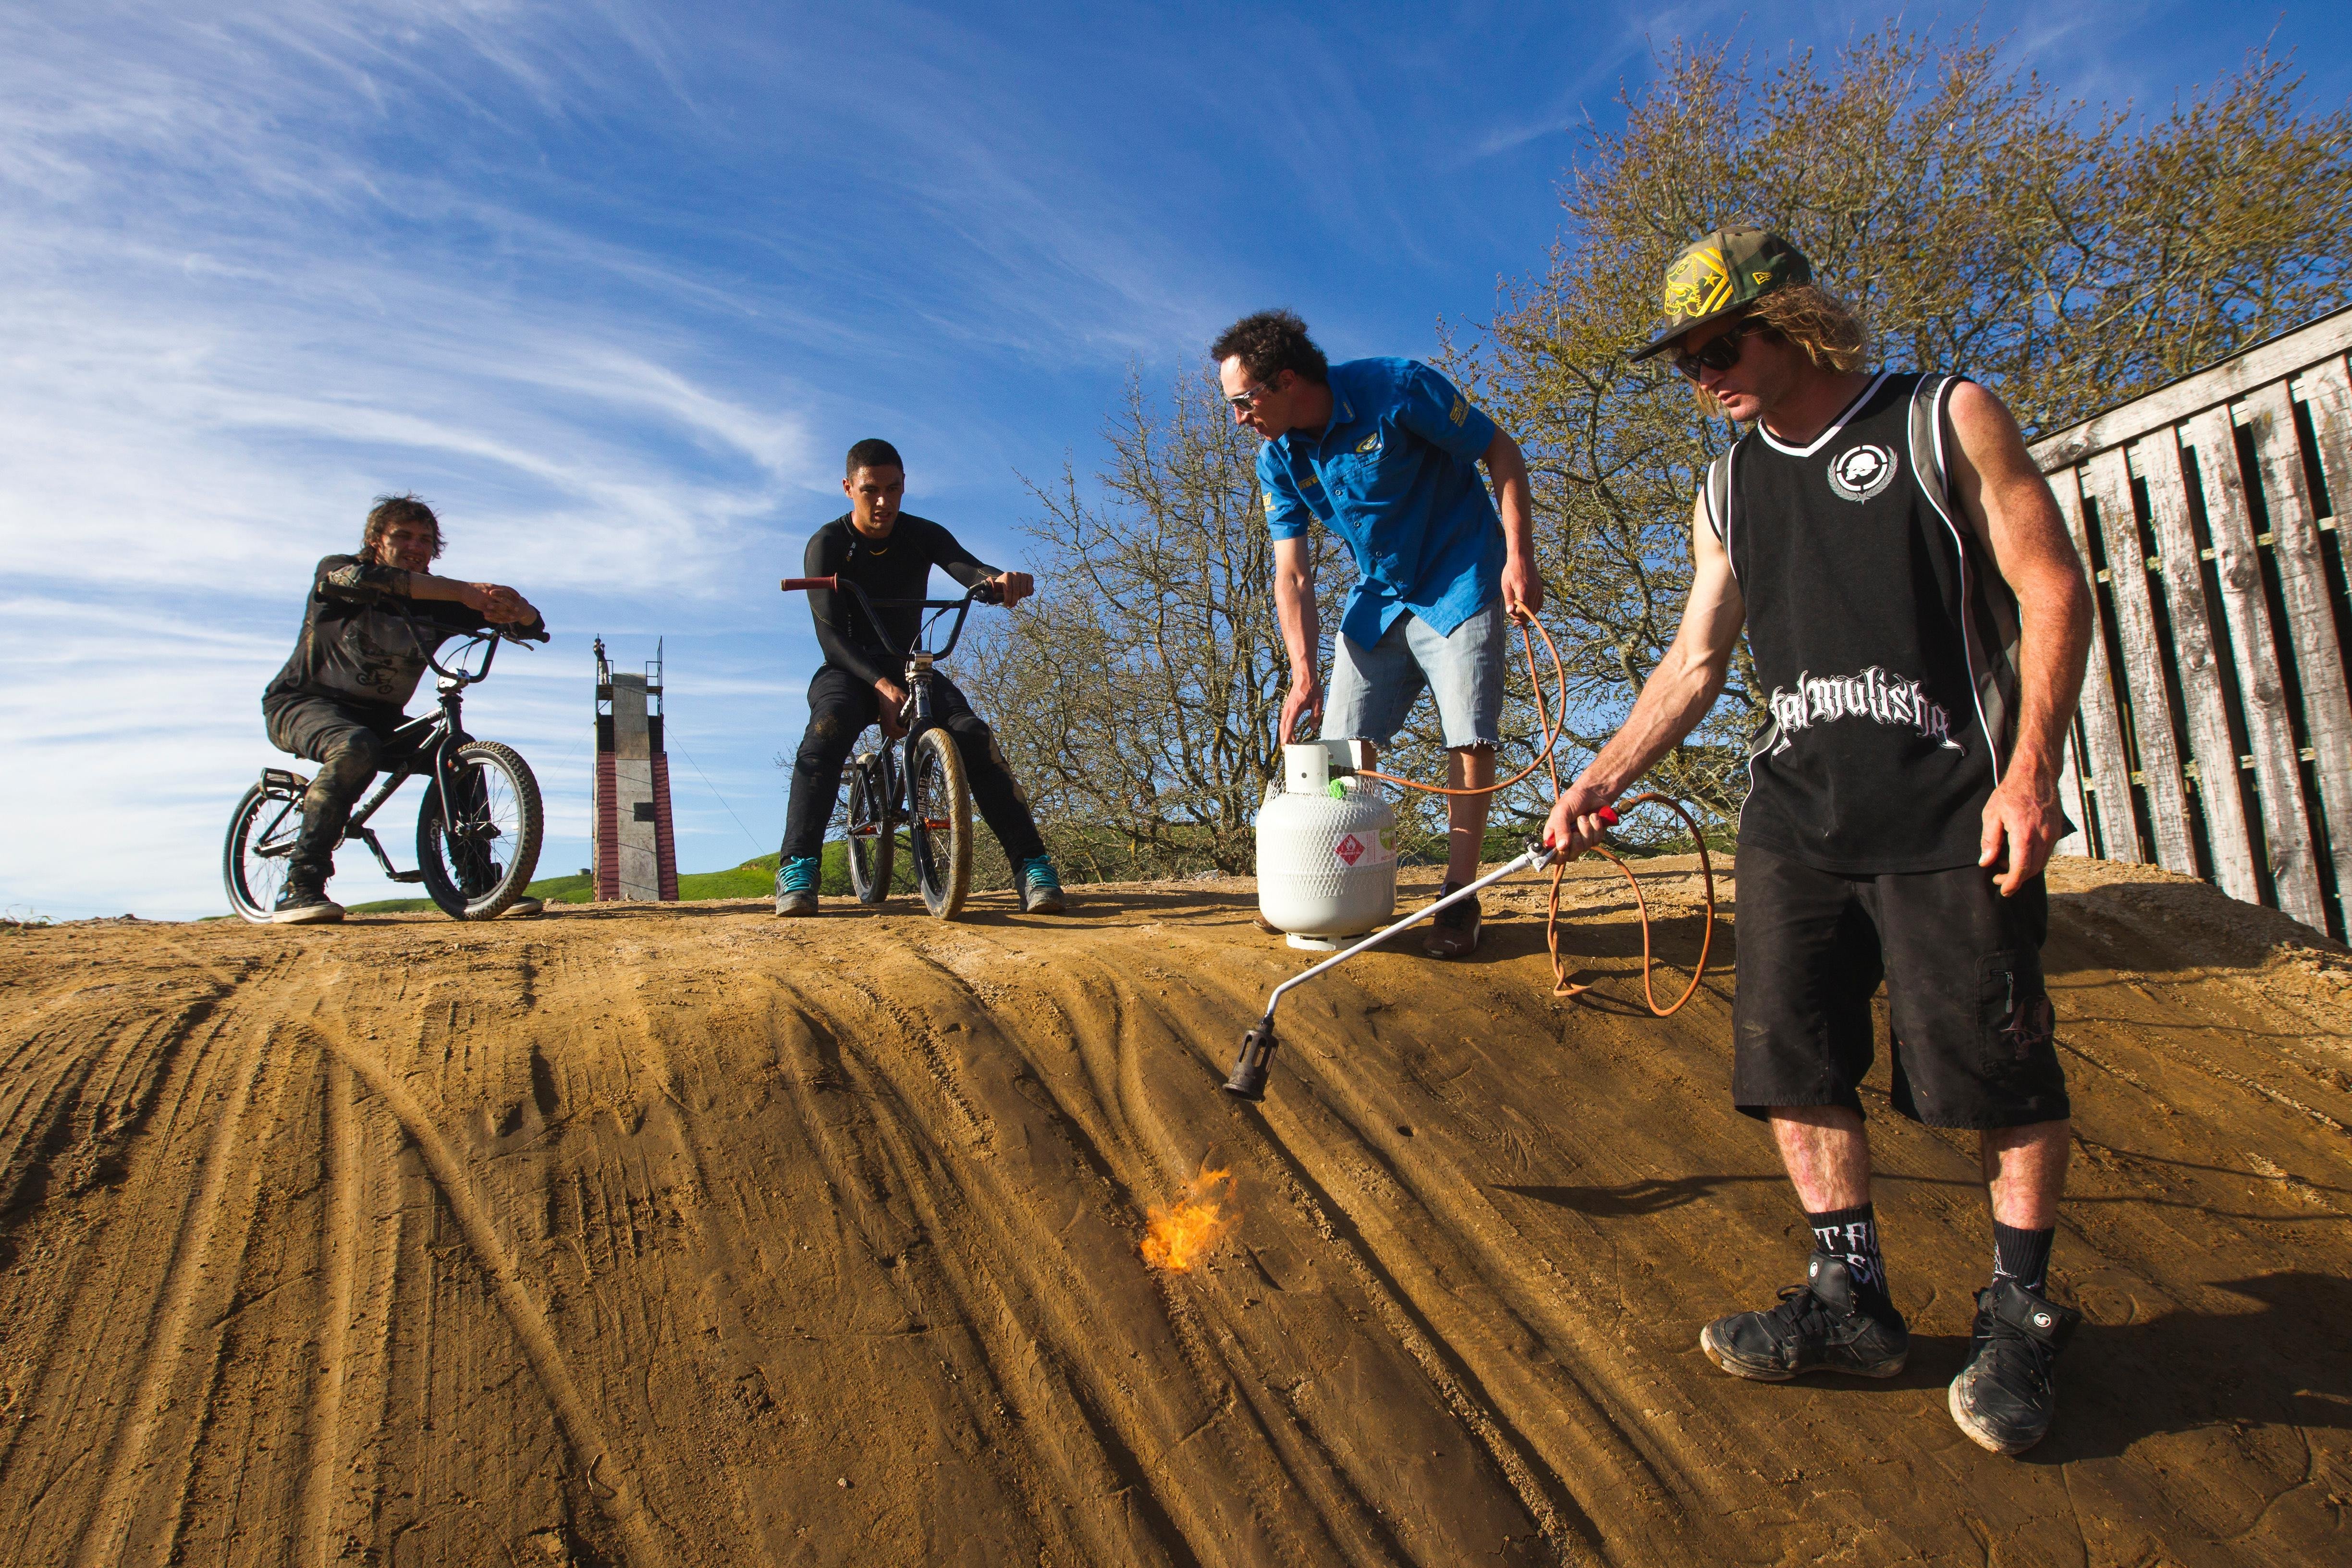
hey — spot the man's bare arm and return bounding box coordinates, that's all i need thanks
[1483,428,1542,616]
[1945,380,2095,894]
[1273,535,1323,744]
[1544,494,1746,853]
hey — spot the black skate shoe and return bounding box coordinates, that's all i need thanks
[272,866,344,926]
[1948,1278,2079,1455]
[1700,1252,1910,1381]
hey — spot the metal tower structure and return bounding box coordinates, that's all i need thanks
[592,637,679,901]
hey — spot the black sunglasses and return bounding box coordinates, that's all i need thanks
[1672,319,1757,380]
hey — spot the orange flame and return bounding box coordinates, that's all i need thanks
[1141,1164,1240,1272]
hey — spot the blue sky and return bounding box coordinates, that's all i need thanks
[5,0,2348,920]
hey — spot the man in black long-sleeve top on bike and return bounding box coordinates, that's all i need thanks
[777,439,1064,916]
[261,493,546,924]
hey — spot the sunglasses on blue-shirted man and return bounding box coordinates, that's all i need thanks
[1225,376,1278,411]
[1672,318,1758,380]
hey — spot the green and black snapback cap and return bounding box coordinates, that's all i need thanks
[1629,227,1813,362]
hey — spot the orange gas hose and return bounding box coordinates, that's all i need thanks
[1336,609,1717,1018]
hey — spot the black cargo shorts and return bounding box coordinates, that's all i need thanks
[1730,842,2070,1129]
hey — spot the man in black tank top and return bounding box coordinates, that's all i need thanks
[1543,230,2095,1456]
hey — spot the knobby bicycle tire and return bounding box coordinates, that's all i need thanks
[907,726,973,919]
[223,783,305,924]
[416,741,543,920]
[845,760,895,905]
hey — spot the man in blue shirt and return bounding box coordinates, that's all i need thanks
[1212,309,1540,956]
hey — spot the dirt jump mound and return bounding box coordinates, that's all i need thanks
[1,857,2347,1565]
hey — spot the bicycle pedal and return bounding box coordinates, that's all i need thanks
[384,870,426,884]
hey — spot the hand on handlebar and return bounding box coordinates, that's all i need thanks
[991,571,1032,610]
[464,583,537,625]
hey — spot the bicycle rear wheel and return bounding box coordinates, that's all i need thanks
[416,741,543,919]
[906,726,973,919]
[223,783,305,923]
[844,759,895,904]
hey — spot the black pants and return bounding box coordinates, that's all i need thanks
[781,665,1046,866]
[262,693,420,879]
[1730,842,2070,1130]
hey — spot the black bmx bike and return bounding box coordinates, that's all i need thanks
[223,623,548,922]
[780,573,1000,919]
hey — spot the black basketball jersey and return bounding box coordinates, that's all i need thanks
[1709,371,2023,874]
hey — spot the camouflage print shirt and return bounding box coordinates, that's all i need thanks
[262,555,536,716]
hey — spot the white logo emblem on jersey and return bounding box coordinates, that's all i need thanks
[1827,442,1898,502]
[1767,666,1962,753]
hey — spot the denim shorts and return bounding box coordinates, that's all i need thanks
[1323,598,1507,750]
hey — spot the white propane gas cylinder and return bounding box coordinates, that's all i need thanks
[1256,740,1397,946]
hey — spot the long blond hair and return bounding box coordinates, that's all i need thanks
[1694,283,1870,416]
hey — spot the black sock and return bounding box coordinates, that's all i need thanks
[1806,1203,1889,1303]
[1990,1222,2054,1295]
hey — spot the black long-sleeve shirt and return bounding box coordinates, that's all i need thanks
[803,514,996,688]
[263,555,546,716]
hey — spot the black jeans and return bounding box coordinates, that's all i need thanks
[781,665,1047,866]
[262,693,420,879]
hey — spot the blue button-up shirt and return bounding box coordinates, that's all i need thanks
[1259,357,1503,649]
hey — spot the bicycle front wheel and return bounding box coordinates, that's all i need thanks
[416,741,544,919]
[223,783,305,923]
[844,760,895,905]
[906,726,973,919]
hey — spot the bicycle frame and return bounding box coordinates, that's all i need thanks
[779,573,997,847]
[253,628,516,881]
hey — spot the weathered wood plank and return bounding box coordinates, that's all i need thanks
[2079,448,2197,873]
[2130,433,2260,902]
[2239,379,2352,928]
[2286,351,2352,523]
[2178,407,2328,930]
[2032,306,2352,470]
[2049,467,2143,861]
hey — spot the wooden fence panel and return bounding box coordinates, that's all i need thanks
[2133,432,2258,903]
[2179,407,2327,931]
[2050,471,2142,860]
[2034,305,2352,940]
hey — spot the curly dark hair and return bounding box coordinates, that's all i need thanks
[1209,309,1329,387]
[361,493,443,562]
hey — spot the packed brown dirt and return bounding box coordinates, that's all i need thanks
[2,856,2349,1567]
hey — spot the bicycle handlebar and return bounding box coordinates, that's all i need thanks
[780,574,1004,663]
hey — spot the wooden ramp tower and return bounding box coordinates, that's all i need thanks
[592,638,680,902]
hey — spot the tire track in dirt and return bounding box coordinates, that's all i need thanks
[66,1017,269,1568]
[293,1058,361,1568]
[293,1015,679,1568]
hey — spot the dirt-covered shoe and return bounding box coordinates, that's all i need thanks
[1017,856,1066,914]
[272,868,344,926]
[1948,1279,2080,1455]
[1421,884,1480,957]
[1700,1253,1910,1381]
[775,854,821,916]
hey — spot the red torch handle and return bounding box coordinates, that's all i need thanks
[780,576,838,592]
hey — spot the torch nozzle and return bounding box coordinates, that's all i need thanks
[1224,1020,1278,1100]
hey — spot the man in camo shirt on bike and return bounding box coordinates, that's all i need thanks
[260,494,546,925]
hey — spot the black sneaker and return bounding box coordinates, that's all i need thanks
[272,868,345,926]
[1700,1253,1910,1381]
[1948,1279,2080,1455]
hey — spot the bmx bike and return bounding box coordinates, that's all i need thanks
[223,622,548,922]
[779,573,1000,920]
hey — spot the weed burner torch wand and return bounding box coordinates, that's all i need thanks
[1224,812,1617,1101]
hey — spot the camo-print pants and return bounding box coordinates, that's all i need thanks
[261,694,419,878]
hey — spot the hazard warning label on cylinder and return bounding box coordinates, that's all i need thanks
[1334,834,1365,865]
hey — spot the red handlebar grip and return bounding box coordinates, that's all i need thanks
[780,576,837,592]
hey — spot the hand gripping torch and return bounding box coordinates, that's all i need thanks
[1223,810,1617,1101]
